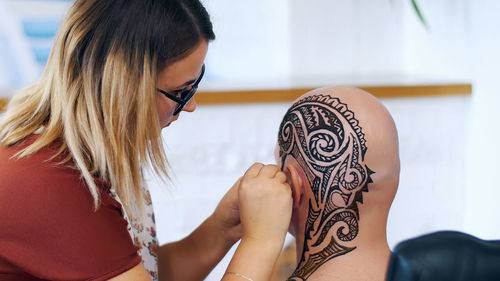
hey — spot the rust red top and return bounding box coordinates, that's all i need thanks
[0,135,141,280]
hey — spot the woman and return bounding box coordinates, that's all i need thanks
[0,0,292,280]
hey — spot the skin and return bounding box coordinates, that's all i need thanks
[155,40,208,128]
[276,87,400,281]
[110,41,293,281]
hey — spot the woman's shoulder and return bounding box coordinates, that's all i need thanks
[0,136,141,280]
[2,136,84,203]
[1,134,72,172]
[0,134,121,215]
[1,135,109,193]
[1,134,66,168]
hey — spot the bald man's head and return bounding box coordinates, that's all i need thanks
[277,86,399,280]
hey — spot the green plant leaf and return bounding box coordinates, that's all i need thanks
[388,0,429,29]
[411,0,429,29]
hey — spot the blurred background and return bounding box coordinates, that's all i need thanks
[1,0,499,280]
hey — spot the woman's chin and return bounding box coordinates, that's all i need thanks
[161,120,173,128]
[160,115,178,128]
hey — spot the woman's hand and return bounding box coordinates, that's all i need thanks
[211,177,243,245]
[159,163,293,281]
[222,163,293,281]
[159,178,244,281]
[238,163,292,244]
[211,162,293,247]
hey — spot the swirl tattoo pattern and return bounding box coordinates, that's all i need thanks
[278,94,374,280]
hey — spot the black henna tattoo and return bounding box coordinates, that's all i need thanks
[278,94,374,280]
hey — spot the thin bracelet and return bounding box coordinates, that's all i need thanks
[225,272,255,281]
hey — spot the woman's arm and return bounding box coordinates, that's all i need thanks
[158,213,238,281]
[158,177,242,281]
[159,163,292,281]
[108,190,237,281]
[108,263,152,281]
[222,164,291,281]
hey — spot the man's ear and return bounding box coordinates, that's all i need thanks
[284,162,304,209]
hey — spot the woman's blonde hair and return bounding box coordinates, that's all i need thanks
[0,0,214,219]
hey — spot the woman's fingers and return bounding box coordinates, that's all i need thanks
[243,163,287,182]
[257,164,281,178]
[238,163,293,243]
[275,171,287,184]
[243,162,264,178]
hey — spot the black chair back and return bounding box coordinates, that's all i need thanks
[386,231,500,281]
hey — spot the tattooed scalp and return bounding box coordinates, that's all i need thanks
[278,94,374,280]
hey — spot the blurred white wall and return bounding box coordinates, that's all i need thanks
[202,0,291,82]
[289,0,406,79]
[0,1,40,91]
[0,0,71,92]
[397,0,500,239]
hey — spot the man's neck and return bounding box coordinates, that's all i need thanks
[289,235,391,281]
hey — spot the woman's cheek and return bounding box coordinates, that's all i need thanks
[157,96,174,128]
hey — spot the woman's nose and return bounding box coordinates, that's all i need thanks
[182,97,197,112]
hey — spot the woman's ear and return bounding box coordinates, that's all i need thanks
[284,162,304,209]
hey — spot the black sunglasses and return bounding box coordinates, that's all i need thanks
[157,64,205,116]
